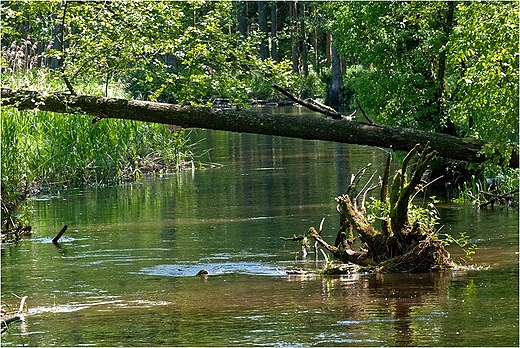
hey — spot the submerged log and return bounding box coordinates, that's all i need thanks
[1,88,517,168]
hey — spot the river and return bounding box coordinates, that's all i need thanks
[1,108,518,346]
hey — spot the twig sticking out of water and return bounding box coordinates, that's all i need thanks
[52,225,68,244]
[1,295,28,333]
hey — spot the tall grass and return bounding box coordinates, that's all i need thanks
[1,108,193,190]
[453,168,519,207]
[1,69,194,236]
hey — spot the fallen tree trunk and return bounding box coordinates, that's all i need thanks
[1,87,517,168]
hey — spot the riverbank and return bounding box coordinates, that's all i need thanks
[0,75,196,242]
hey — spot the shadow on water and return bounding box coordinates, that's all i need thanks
[1,114,518,346]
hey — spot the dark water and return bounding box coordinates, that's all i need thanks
[2,109,518,346]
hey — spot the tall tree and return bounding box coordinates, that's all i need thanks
[326,41,342,106]
[258,1,269,60]
[236,1,249,36]
[299,2,308,77]
[270,1,278,61]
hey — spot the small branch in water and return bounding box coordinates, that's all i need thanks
[478,189,519,209]
[280,234,305,241]
[280,233,309,260]
[1,295,28,333]
[52,225,68,244]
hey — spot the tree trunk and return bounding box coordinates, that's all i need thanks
[290,1,300,74]
[258,1,269,60]
[326,41,343,106]
[326,33,332,68]
[237,1,249,37]
[312,145,455,272]
[312,26,319,73]
[270,2,278,61]
[299,2,309,77]
[1,87,517,168]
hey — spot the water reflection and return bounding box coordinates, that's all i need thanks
[1,127,518,346]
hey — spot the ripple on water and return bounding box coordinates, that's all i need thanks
[137,261,287,277]
[28,298,170,316]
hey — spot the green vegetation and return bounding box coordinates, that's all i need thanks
[454,166,519,208]
[1,1,518,239]
[331,2,518,165]
[2,1,516,145]
[0,1,322,103]
[304,146,480,273]
[1,73,193,240]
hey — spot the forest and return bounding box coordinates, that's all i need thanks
[1,1,518,245]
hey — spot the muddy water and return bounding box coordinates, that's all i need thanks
[1,114,518,346]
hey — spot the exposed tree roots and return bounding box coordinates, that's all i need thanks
[308,144,456,273]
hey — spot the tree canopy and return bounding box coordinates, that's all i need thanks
[331,1,519,165]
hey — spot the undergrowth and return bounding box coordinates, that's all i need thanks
[453,166,519,208]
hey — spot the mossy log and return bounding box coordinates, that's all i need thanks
[310,144,455,273]
[1,87,517,168]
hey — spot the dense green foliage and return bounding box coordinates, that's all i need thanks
[3,1,516,144]
[331,1,519,166]
[0,74,193,237]
[1,1,322,104]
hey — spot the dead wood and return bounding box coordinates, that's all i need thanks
[279,234,306,241]
[309,226,374,266]
[355,97,375,125]
[309,145,455,272]
[272,84,345,119]
[1,87,516,168]
[478,189,519,209]
[1,295,27,333]
[52,224,68,244]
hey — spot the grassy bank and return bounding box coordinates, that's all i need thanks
[1,71,195,240]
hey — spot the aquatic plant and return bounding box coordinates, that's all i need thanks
[1,70,194,239]
[453,167,519,209]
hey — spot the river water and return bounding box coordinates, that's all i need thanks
[2,108,518,346]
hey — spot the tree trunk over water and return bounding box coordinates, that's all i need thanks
[1,87,517,168]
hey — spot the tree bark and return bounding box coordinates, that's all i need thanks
[270,2,278,61]
[237,1,249,37]
[1,87,517,168]
[326,41,343,106]
[299,2,309,77]
[290,1,300,74]
[326,146,455,272]
[258,1,269,60]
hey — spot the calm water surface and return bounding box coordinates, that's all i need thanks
[2,110,518,346]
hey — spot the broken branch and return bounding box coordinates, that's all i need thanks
[273,84,344,119]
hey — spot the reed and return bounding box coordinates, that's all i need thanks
[1,69,194,236]
[2,108,192,189]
